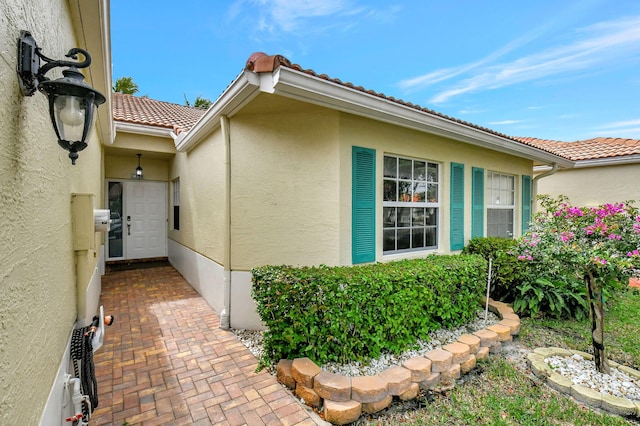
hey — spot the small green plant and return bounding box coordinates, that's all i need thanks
[513,277,588,319]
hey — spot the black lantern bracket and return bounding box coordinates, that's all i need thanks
[16,30,106,164]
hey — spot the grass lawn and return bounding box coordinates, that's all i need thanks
[355,288,640,425]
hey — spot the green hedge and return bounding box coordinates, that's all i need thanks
[462,237,525,301]
[251,255,487,365]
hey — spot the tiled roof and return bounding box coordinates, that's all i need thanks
[112,92,205,133]
[244,52,566,159]
[516,137,640,161]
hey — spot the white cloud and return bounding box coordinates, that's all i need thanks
[402,15,640,104]
[598,119,640,129]
[488,120,522,125]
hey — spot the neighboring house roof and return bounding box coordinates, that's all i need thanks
[518,137,640,166]
[175,52,574,168]
[112,92,205,134]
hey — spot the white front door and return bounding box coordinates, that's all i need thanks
[107,181,167,260]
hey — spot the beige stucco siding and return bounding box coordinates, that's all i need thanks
[337,113,533,262]
[170,129,227,264]
[0,1,105,423]
[229,96,341,270]
[537,164,640,207]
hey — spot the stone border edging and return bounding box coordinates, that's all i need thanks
[275,298,519,425]
[528,347,640,418]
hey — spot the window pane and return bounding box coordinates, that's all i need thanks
[427,184,438,203]
[427,163,438,183]
[487,209,514,238]
[397,229,411,250]
[426,227,437,247]
[383,207,396,228]
[399,159,412,179]
[414,181,426,202]
[397,207,411,227]
[108,181,123,258]
[414,161,426,181]
[383,179,397,201]
[425,208,437,226]
[412,208,424,226]
[399,181,412,202]
[412,228,425,248]
[383,229,396,251]
[384,156,397,178]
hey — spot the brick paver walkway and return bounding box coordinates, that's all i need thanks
[91,263,322,425]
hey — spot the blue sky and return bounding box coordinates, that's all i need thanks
[111,0,640,142]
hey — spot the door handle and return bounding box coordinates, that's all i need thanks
[126,216,131,236]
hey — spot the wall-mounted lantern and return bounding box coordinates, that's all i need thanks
[135,154,143,180]
[16,30,106,165]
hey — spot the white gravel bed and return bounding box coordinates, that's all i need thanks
[234,309,499,377]
[546,354,640,401]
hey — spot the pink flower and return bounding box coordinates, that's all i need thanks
[593,257,608,265]
[628,250,640,257]
[518,255,533,261]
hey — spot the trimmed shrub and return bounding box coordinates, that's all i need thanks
[462,237,525,301]
[252,255,487,365]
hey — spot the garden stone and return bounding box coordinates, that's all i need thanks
[276,359,296,390]
[425,348,453,372]
[292,357,321,388]
[498,318,521,335]
[378,365,412,395]
[440,363,461,381]
[295,383,322,407]
[546,372,573,394]
[457,334,481,354]
[402,356,431,382]
[601,394,637,416]
[476,346,489,360]
[487,324,512,342]
[351,375,388,403]
[473,329,498,347]
[324,400,362,425]
[571,384,603,408]
[314,371,351,402]
[399,383,420,401]
[362,395,393,414]
[460,354,476,374]
[442,342,470,364]
[419,372,440,390]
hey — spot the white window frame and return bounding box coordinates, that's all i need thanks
[486,171,515,238]
[382,154,440,254]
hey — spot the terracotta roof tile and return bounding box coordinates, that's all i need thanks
[516,137,640,161]
[112,92,205,133]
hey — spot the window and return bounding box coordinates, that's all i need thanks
[486,172,515,238]
[172,178,180,230]
[383,155,439,253]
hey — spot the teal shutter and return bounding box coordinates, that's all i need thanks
[352,146,376,264]
[471,167,485,238]
[522,175,532,233]
[450,163,464,251]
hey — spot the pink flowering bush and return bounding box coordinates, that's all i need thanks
[516,195,640,373]
[517,195,640,287]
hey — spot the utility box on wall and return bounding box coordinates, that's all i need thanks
[71,193,95,251]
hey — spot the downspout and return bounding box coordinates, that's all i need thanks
[532,163,558,214]
[219,115,232,330]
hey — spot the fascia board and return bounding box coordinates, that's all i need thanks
[271,67,573,168]
[68,0,114,146]
[115,122,174,138]
[573,155,640,168]
[175,72,262,152]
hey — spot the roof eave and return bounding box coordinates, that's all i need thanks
[270,67,573,168]
[573,154,640,168]
[115,121,176,138]
[175,72,262,152]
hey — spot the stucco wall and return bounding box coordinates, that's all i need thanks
[105,152,170,182]
[537,164,640,207]
[169,129,226,265]
[0,1,105,423]
[229,96,341,270]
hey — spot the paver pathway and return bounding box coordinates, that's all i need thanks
[91,263,323,426]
